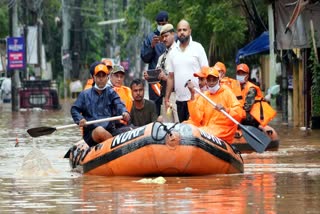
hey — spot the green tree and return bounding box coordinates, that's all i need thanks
[0,4,9,38]
[123,0,268,69]
[41,0,62,80]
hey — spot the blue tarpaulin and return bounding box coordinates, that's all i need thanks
[236,31,269,64]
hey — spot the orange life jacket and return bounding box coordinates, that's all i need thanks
[84,78,94,90]
[112,86,133,112]
[221,77,243,103]
[241,81,276,127]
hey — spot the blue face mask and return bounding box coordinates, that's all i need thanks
[94,83,108,91]
[157,25,162,33]
[236,75,247,84]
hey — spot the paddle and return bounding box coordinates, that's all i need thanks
[27,115,123,138]
[189,85,271,153]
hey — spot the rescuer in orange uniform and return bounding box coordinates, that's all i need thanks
[107,65,133,112]
[185,67,243,143]
[214,61,243,103]
[236,63,276,127]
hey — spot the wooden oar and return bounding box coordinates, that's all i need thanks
[192,87,271,153]
[27,115,123,138]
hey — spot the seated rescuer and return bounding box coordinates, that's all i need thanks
[184,66,209,126]
[84,60,113,90]
[71,63,130,147]
[185,67,243,144]
[107,65,133,112]
[214,61,243,103]
[236,63,276,127]
[186,66,209,114]
[130,78,159,126]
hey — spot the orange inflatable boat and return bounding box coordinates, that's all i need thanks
[232,125,279,153]
[66,122,244,176]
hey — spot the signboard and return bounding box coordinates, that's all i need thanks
[7,37,26,70]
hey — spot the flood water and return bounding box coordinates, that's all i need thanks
[0,100,319,213]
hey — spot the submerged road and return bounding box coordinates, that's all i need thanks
[0,100,319,213]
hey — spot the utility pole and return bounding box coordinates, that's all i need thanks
[111,0,118,59]
[61,0,71,99]
[9,0,21,111]
[72,0,82,80]
[104,0,110,58]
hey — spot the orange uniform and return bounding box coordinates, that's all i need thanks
[84,78,94,90]
[187,85,243,143]
[112,86,133,112]
[241,81,276,127]
[220,77,243,103]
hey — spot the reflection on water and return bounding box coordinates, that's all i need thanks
[0,100,319,213]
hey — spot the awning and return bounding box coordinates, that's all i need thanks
[236,31,269,64]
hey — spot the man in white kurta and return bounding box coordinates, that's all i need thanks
[165,19,208,122]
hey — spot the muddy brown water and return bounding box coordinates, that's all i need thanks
[0,100,319,213]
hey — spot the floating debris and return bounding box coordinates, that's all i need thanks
[134,176,166,184]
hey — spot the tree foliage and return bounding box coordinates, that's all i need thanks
[309,37,320,117]
[0,4,9,38]
[124,0,268,69]
[1,0,268,81]
[41,0,62,79]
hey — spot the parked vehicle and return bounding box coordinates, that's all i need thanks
[19,80,60,109]
[0,77,12,103]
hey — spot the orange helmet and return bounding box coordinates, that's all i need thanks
[214,62,226,73]
[194,66,209,78]
[236,63,249,73]
[205,67,220,78]
[101,59,113,68]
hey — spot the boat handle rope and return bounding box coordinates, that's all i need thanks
[151,122,179,141]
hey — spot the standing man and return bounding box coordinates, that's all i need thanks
[71,63,130,147]
[144,23,178,122]
[140,11,169,116]
[130,79,158,127]
[165,19,208,122]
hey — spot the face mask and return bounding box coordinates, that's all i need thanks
[236,75,247,84]
[94,83,108,91]
[178,35,190,44]
[157,25,162,33]
[208,81,220,94]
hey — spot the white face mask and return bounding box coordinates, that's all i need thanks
[236,75,247,84]
[94,83,108,91]
[208,82,220,94]
[157,25,162,32]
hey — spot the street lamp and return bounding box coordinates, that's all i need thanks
[97,18,125,26]
[97,18,125,64]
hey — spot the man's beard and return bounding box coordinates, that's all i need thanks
[178,35,190,44]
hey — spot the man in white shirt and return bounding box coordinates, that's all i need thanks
[164,19,208,122]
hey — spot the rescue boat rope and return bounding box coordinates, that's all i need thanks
[151,122,179,141]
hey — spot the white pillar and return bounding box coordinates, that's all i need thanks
[268,4,277,87]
